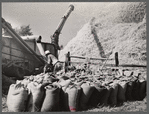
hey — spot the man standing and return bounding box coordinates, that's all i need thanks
[44,50,63,74]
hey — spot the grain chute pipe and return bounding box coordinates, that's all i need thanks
[56,5,74,33]
[51,5,74,58]
[2,18,45,65]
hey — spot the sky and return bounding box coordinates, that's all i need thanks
[2,2,109,47]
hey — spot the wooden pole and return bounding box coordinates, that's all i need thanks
[67,51,71,66]
[115,52,119,66]
[65,51,71,72]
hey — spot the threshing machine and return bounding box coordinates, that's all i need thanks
[1,5,74,79]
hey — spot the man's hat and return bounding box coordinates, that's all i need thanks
[45,50,51,55]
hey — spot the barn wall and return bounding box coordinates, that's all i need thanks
[1,37,43,73]
[2,36,56,71]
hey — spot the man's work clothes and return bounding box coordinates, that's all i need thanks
[47,54,58,65]
[44,54,63,73]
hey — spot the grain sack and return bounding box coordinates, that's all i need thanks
[139,80,146,100]
[16,80,22,84]
[125,81,135,101]
[99,86,112,106]
[131,79,141,100]
[76,81,84,87]
[7,83,29,112]
[29,75,34,81]
[16,79,29,85]
[32,73,44,82]
[80,82,95,110]
[108,82,119,107]
[41,83,60,112]
[65,86,81,112]
[58,84,76,112]
[59,79,72,91]
[16,78,31,87]
[92,75,101,81]
[22,78,31,87]
[33,76,44,84]
[43,73,59,83]
[88,82,107,107]
[59,75,70,80]
[124,71,133,76]
[65,71,76,78]
[117,81,127,103]
[59,87,69,111]
[35,73,45,78]
[26,82,45,112]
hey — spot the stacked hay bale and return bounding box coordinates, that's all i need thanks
[59,2,146,65]
[6,66,147,112]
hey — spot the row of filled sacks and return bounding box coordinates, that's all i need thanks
[6,77,146,112]
[6,73,62,112]
[16,73,59,87]
[89,78,147,108]
[6,81,88,112]
[65,76,147,109]
[27,73,59,81]
[6,82,60,112]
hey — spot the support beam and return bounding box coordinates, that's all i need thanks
[64,51,71,72]
[115,52,119,66]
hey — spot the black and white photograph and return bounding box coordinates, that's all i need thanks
[1,2,147,112]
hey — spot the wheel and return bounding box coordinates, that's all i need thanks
[15,67,25,80]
